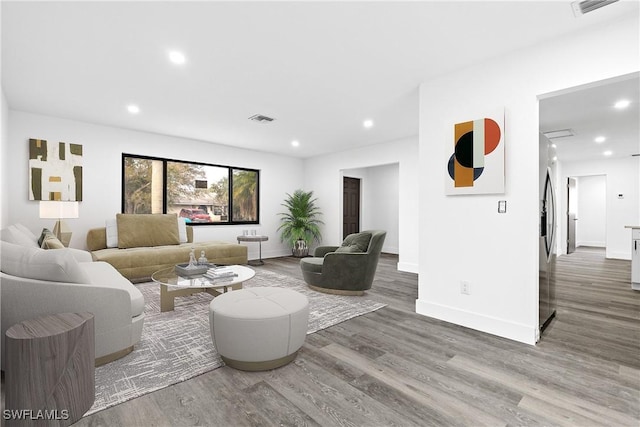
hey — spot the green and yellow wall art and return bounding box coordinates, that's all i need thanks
[29,138,83,201]
[446,109,504,195]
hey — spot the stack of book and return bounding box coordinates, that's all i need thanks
[204,266,238,282]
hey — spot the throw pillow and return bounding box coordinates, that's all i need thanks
[178,217,188,243]
[335,231,372,253]
[40,230,65,249]
[105,218,118,248]
[38,228,56,247]
[0,240,91,284]
[116,213,180,249]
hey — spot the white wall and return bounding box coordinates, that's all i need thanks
[562,158,639,259]
[5,111,304,261]
[418,17,639,345]
[576,175,606,248]
[304,136,419,273]
[1,89,8,227]
[344,163,400,254]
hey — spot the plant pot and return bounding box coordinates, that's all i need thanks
[292,239,309,257]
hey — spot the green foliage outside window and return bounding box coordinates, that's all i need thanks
[122,154,259,225]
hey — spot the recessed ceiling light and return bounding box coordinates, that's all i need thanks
[552,156,558,162]
[291,140,300,147]
[594,136,606,143]
[603,150,613,156]
[127,104,140,114]
[363,119,374,129]
[168,50,186,65]
[614,99,630,109]
[551,143,557,148]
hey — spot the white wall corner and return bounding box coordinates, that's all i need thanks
[415,299,538,346]
[397,262,419,274]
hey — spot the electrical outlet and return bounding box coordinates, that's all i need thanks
[461,281,470,295]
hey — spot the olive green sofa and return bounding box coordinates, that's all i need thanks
[87,214,247,282]
[300,230,386,295]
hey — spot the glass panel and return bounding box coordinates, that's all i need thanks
[232,169,258,222]
[123,157,164,214]
[122,155,258,225]
[167,161,229,224]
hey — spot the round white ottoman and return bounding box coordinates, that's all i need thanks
[209,287,309,371]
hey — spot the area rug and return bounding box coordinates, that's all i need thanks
[86,269,386,416]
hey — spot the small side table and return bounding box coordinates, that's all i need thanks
[5,312,95,427]
[237,235,269,266]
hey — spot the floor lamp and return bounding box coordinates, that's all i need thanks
[39,201,79,247]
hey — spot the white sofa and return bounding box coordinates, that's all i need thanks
[1,224,145,369]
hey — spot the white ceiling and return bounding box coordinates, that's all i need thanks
[540,74,640,163]
[2,1,639,159]
[539,73,640,162]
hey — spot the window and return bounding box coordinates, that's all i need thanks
[122,154,259,225]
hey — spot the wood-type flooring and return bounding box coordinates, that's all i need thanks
[12,248,640,426]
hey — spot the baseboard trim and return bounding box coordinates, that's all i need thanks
[397,262,418,274]
[415,299,537,345]
[606,251,631,261]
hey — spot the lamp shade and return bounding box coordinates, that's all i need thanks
[39,201,79,219]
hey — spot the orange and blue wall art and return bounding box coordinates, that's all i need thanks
[446,111,504,195]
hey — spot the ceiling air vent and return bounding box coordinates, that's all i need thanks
[571,0,619,16]
[543,129,574,139]
[248,114,275,123]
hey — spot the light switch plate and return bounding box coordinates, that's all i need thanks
[498,200,507,213]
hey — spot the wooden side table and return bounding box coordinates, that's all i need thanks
[5,312,95,427]
[237,234,269,265]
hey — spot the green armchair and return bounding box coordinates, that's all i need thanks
[300,230,387,295]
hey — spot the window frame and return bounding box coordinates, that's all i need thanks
[121,153,260,226]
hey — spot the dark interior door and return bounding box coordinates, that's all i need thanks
[343,177,360,238]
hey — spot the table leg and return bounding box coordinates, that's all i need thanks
[160,284,175,312]
[161,285,203,312]
[248,241,265,266]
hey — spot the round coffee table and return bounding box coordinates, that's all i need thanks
[152,265,255,312]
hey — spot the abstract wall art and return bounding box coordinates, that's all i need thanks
[445,109,505,195]
[29,138,83,201]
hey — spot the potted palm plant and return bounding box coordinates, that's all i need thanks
[278,189,323,257]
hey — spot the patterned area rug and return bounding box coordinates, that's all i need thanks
[86,269,386,416]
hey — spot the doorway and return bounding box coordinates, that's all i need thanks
[567,177,577,254]
[567,174,607,253]
[343,177,360,239]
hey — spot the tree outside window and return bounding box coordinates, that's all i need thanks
[122,154,259,225]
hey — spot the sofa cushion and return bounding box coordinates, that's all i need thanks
[91,241,248,281]
[14,223,39,242]
[335,232,372,253]
[1,225,40,248]
[116,213,180,249]
[300,257,324,274]
[0,240,91,284]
